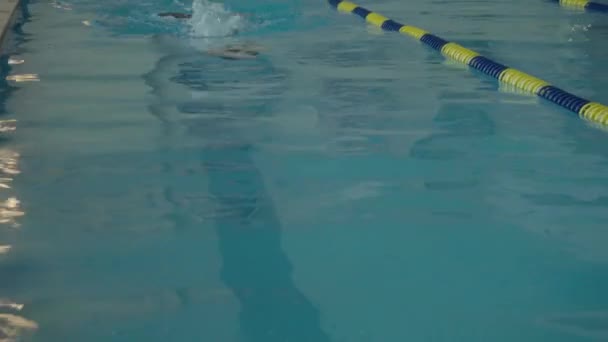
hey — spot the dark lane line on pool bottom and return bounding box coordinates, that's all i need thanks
[202,143,331,342]
[143,35,332,342]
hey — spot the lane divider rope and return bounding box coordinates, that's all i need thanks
[327,0,608,127]
[551,0,608,13]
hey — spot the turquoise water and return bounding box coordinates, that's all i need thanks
[1,0,608,341]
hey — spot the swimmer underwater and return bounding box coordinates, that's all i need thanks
[157,11,262,60]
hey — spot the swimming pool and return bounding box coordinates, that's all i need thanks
[1,0,608,340]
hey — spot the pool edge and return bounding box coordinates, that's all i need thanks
[0,0,21,53]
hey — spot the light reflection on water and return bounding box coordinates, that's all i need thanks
[0,301,23,311]
[0,314,38,342]
[0,125,34,340]
[0,120,16,134]
[0,149,23,228]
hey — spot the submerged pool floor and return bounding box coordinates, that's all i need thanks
[1,0,608,341]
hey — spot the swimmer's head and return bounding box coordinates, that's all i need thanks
[206,43,261,60]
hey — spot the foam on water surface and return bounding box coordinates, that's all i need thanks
[188,0,244,38]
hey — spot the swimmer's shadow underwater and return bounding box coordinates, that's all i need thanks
[157,12,263,60]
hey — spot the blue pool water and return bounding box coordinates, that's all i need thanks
[1,0,608,341]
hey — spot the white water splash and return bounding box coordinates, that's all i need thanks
[188,0,244,38]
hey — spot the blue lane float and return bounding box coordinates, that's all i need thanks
[551,0,608,13]
[327,0,608,127]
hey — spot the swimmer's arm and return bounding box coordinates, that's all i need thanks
[157,12,192,19]
[206,48,258,60]
[158,12,250,20]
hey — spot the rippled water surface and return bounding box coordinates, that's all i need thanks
[1,0,608,341]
